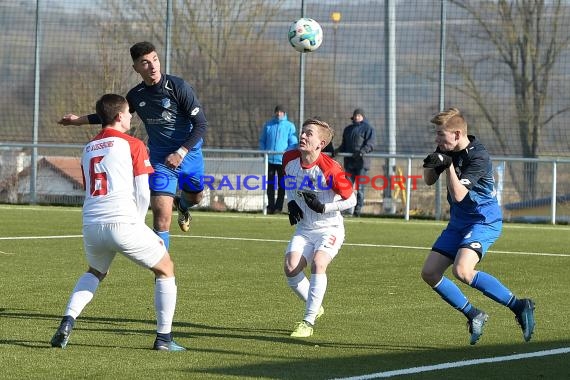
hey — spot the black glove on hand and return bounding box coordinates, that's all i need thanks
[352,150,363,160]
[287,200,304,225]
[423,152,452,174]
[301,192,325,213]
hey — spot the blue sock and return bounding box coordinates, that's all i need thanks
[154,230,170,250]
[433,277,470,312]
[470,271,514,306]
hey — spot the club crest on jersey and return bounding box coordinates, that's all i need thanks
[161,98,171,108]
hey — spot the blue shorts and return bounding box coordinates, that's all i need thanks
[148,149,204,196]
[432,221,502,260]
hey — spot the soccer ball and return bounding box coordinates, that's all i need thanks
[288,18,323,53]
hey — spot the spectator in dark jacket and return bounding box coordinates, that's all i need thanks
[337,108,377,216]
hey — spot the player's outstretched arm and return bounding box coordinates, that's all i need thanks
[58,114,90,126]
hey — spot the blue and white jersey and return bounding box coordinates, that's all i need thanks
[126,74,207,162]
[447,136,502,226]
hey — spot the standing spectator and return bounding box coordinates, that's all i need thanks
[58,41,207,249]
[421,107,535,345]
[259,105,298,214]
[50,94,184,351]
[282,117,356,338]
[337,108,376,216]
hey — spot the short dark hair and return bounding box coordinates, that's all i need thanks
[96,94,128,126]
[130,41,156,61]
[302,117,335,146]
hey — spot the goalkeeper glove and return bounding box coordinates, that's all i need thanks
[301,192,325,214]
[423,152,452,174]
[287,200,304,225]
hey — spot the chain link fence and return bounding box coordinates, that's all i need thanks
[2,1,570,222]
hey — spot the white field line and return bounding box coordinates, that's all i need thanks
[329,347,570,379]
[2,204,570,231]
[0,234,568,257]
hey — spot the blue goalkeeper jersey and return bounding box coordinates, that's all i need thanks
[125,73,207,162]
[446,135,502,227]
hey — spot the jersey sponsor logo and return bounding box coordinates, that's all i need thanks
[139,101,146,107]
[161,110,174,122]
[191,107,200,116]
[161,98,171,108]
[460,178,471,186]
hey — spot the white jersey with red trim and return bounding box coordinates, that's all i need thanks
[81,128,154,225]
[283,150,353,229]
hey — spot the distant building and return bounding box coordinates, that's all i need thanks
[0,156,83,205]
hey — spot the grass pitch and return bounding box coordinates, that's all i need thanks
[0,205,569,379]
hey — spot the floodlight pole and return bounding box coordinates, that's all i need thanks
[435,0,447,220]
[165,0,172,74]
[30,0,42,204]
[298,0,306,126]
[384,0,397,214]
[331,12,341,121]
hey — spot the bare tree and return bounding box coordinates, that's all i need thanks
[447,0,570,199]
[172,0,290,147]
[97,0,289,148]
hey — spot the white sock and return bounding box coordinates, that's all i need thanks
[287,272,309,302]
[64,272,100,319]
[305,273,327,325]
[155,277,177,334]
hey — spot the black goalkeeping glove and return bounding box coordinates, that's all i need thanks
[287,200,304,225]
[301,192,326,214]
[423,152,452,174]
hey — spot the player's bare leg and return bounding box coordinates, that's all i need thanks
[152,195,174,248]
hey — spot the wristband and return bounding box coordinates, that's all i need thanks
[176,147,188,158]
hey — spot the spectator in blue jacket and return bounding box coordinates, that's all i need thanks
[259,105,298,214]
[337,108,377,216]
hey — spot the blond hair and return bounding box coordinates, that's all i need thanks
[302,117,335,146]
[430,107,467,134]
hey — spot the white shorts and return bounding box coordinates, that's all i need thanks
[285,225,345,263]
[82,223,167,273]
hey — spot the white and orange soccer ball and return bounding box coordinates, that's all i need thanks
[288,18,323,53]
